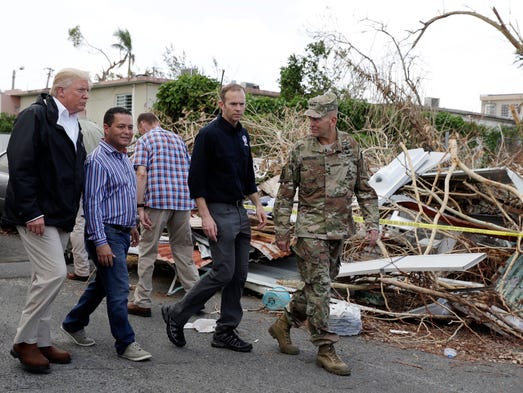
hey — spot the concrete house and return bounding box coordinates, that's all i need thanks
[1,75,169,126]
[480,93,523,120]
[1,76,279,127]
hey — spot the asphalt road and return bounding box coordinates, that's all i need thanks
[0,233,521,393]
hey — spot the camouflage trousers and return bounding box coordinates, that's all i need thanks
[284,237,344,346]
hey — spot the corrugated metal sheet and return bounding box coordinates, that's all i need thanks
[495,252,523,313]
[250,230,290,260]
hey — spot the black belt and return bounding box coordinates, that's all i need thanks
[209,200,244,207]
[105,223,132,233]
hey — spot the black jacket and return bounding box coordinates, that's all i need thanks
[3,94,86,232]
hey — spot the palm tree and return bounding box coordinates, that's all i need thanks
[112,28,135,78]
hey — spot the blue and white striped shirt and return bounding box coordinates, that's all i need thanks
[84,140,137,246]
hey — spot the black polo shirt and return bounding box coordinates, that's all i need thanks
[188,114,257,203]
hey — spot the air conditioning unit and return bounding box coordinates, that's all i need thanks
[424,97,440,108]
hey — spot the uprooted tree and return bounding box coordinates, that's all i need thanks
[155,7,521,170]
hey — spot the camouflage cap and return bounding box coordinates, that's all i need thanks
[304,92,338,118]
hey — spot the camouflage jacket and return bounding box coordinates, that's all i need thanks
[274,131,379,241]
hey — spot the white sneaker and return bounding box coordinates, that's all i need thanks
[61,325,96,347]
[120,342,152,362]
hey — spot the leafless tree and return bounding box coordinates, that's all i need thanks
[312,21,440,151]
[411,7,523,66]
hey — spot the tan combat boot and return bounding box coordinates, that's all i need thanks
[268,314,300,355]
[316,344,351,376]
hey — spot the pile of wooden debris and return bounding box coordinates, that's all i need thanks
[246,139,522,363]
[165,111,523,361]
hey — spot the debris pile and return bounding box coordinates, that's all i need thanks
[245,139,523,361]
[150,136,523,361]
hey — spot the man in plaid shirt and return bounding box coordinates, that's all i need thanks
[128,112,199,317]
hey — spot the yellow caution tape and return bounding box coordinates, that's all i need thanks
[244,204,522,238]
[358,216,522,238]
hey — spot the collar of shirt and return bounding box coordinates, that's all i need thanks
[99,139,128,157]
[53,96,79,150]
[310,131,342,154]
[217,114,243,133]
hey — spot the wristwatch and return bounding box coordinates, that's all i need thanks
[137,203,145,208]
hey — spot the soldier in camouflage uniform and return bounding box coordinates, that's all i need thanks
[269,92,379,376]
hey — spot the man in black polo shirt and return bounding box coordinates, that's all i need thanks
[162,83,267,352]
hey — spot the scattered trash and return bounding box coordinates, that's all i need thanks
[389,329,412,335]
[262,286,291,311]
[409,298,452,316]
[184,318,216,333]
[443,348,458,359]
[328,300,362,336]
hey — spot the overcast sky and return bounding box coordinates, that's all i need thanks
[1,0,522,113]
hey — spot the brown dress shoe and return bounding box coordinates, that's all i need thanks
[38,346,72,364]
[11,343,50,374]
[67,272,89,282]
[127,302,152,317]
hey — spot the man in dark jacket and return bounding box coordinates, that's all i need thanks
[161,83,267,352]
[4,68,90,374]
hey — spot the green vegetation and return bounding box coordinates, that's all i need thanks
[0,113,15,133]
[278,40,335,100]
[154,73,220,122]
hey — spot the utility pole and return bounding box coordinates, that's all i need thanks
[11,66,24,90]
[44,67,55,89]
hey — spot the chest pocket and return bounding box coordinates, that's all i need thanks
[326,152,357,198]
[299,155,324,196]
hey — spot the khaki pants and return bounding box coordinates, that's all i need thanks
[70,200,90,277]
[14,225,69,346]
[132,208,198,308]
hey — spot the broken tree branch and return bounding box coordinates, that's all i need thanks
[411,7,523,59]
[379,276,523,340]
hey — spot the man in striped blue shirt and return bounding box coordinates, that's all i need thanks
[61,107,152,362]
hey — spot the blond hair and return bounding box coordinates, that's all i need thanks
[50,68,91,96]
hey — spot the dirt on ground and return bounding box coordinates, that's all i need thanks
[361,316,523,365]
[254,298,523,366]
